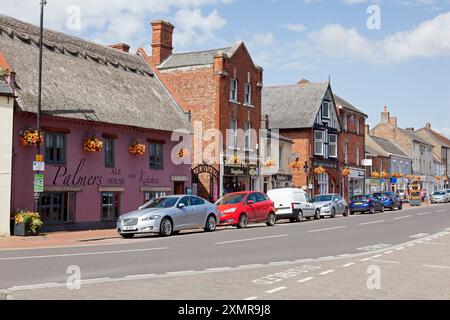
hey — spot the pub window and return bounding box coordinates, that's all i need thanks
[39,192,75,223]
[149,142,164,170]
[45,132,66,164]
[144,191,167,203]
[104,137,115,167]
[101,192,120,221]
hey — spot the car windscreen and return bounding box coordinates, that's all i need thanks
[313,195,333,202]
[351,195,369,202]
[215,194,246,205]
[433,191,446,195]
[374,193,389,198]
[141,197,179,209]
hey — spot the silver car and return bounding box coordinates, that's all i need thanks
[117,195,220,238]
[312,194,349,218]
[430,191,449,204]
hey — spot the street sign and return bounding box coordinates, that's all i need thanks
[362,159,373,166]
[33,161,45,171]
[34,174,44,193]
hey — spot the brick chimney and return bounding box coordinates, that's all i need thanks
[381,106,390,124]
[151,20,174,65]
[108,43,130,53]
[389,116,398,127]
[213,51,228,77]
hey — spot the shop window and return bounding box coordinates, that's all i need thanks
[101,192,120,221]
[149,143,164,170]
[144,191,167,203]
[39,192,75,223]
[45,132,66,164]
[104,137,115,167]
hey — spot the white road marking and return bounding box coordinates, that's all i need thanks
[244,296,259,300]
[342,262,355,267]
[166,270,195,275]
[268,261,290,266]
[318,256,335,260]
[10,282,59,291]
[320,269,335,275]
[205,267,232,272]
[371,259,400,264]
[409,233,429,239]
[394,215,412,220]
[215,234,287,245]
[384,250,394,254]
[406,244,415,247]
[422,242,446,245]
[418,212,431,216]
[240,264,264,268]
[372,254,382,258]
[297,277,314,283]
[360,258,372,262]
[423,264,450,270]
[125,274,156,279]
[308,226,346,233]
[0,247,168,261]
[436,210,447,213]
[395,247,405,251]
[80,277,111,283]
[266,287,287,294]
[358,220,384,226]
[338,254,351,257]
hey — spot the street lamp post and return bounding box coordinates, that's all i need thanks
[304,161,309,196]
[34,0,47,212]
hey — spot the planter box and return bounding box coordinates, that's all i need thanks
[13,222,38,237]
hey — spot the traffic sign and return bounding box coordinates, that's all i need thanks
[34,174,44,193]
[33,161,45,171]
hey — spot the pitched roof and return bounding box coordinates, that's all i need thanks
[260,129,293,143]
[0,81,14,96]
[0,14,190,132]
[262,82,330,129]
[396,127,433,146]
[365,144,385,157]
[334,94,367,117]
[416,126,450,149]
[158,43,240,70]
[369,135,409,158]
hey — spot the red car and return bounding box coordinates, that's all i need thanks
[216,191,277,228]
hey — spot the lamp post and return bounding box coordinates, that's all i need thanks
[304,161,309,196]
[33,0,47,212]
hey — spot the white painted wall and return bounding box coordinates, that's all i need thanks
[0,94,14,236]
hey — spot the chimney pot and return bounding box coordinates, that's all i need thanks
[151,20,175,65]
[426,123,431,129]
[381,106,390,124]
[108,43,130,53]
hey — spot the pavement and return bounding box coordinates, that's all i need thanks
[0,202,449,299]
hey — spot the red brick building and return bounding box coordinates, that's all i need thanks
[364,140,391,193]
[262,80,342,197]
[335,95,367,201]
[143,21,263,201]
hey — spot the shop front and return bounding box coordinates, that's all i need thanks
[223,163,259,195]
[366,178,388,194]
[348,168,365,197]
[272,174,292,189]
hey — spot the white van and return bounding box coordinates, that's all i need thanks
[267,188,320,222]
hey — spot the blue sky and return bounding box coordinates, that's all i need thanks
[2,0,450,136]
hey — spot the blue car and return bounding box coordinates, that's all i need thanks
[373,192,403,211]
[349,194,384,215]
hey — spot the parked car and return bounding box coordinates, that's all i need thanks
[267,188,320,222]
[216,191,277,228]
[446,189,450,201]
[349,194,385,215]
[430,191,449,204]
[397,189,409,203]
[373,191,403,211]
[117,195,219,238]
[312,194,349,218]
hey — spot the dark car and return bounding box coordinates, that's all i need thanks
[373,191,403,211]
[349,194,384,215]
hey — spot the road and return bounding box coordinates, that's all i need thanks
[1,203,450,299]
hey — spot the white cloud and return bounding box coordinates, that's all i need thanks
[282,23,307,32]
[250,32,275,47]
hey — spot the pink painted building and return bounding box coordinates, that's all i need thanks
[0,15,191,232]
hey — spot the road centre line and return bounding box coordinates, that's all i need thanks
[297,277,314,283]
[418,212,431,215]
[0,247,168,261]
[266,287,286,294]
[308,226,346,233]
[371,259,400,264]
[10,282,59,291]
[423,264,450,270]
[436,209,447,213]
[384,250,395,254]
[125,274,157,279]
[358,220,384,226]
[215,235,287,245]
[394,215,412,220]
[319,269,335,275]
[342,262,355,267]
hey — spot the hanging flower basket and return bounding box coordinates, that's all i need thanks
[380,171,389,179]
[83,137,103,152]
[128,142,146,156]
[341,167,350,177]
[178,148,189,158]
[263,159,276,168]
[20,129,43,146]
[289,161,302,171]
[314,166,326,175]
[371,171,380,178]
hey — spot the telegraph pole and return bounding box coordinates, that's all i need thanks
[34,0,47,212]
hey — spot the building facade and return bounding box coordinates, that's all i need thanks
[262,80,342,196]
[335,95,367,201]
[0,15,191,233]
[364,145,391,193]
[371,107,435,195]
[147,21,263,201]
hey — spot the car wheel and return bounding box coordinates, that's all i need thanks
[237,214,248,229]
[330,208,336,218]
[159,217,173,237]
[266,213,276,227]
[370,206,376,214]
[380,206,385,213]
[204,215,217,232]
[314,209,321,220]
[295,210,304,223]
[398,203,403,210]
[120,233,134,239]
[343,207,349,217]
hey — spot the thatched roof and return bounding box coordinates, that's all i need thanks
[0,14,189,132]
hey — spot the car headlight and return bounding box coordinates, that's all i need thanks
[141,215,161,222]
[223,208,237,214]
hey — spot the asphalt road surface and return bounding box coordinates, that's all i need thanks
[1,203,450,298]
